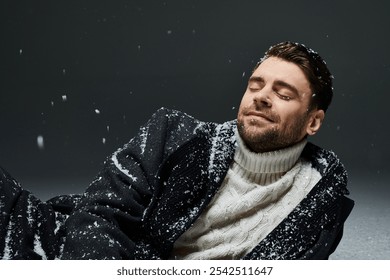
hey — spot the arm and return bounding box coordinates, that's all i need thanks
[61,108,190,259]
[0,166,68,259]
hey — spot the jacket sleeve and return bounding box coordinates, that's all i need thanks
[300,195,354,260]
[298,142,355,260]
[61,108,179,259]
[0,166,69,259]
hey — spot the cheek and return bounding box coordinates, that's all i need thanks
[237,96,247,115]
[276,99,302,113]
[280,109,310,132]
[275,105,301,125]
[238,92,252,109]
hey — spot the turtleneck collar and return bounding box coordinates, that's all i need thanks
[234,129,307,174]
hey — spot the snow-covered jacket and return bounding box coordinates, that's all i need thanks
[0,108,354,260]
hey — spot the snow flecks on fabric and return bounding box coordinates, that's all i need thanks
[208,122,237,183]
[90,176,102,186]
[170,206,200,236]
[139,125,149,155]
[55,243,65,260]
[26,195,35,226]
[208,125,221,178]
[1,219,14,259]
[53,211,69,237]
[192,121,206,135]
[313,148,337,175]
[111,150,138,183]
[107,238,117,249]
[33,233,47,260]
[316,153,329,169]
[12,179,21,188]
[157,109,204,156]
[134,242,157,259]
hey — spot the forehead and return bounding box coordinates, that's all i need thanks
[252,57,311,93]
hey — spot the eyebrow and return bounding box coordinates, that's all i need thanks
[248,76,264,83]
[249,75,299,96]
[274,80,299,96]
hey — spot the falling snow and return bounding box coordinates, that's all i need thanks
[37,135,44,149]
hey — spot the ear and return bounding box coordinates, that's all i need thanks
[306,109,325,136]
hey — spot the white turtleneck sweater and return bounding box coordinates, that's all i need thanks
[171,131,322,259]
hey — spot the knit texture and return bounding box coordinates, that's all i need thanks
[172,132,321,259]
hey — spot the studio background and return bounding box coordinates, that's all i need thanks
[1,0,389,259]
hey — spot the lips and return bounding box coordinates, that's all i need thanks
[246,111,275,122]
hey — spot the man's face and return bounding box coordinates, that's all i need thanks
[237,56,322,153]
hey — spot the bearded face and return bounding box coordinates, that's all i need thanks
[237,57,324,153]
[237,105,310,153]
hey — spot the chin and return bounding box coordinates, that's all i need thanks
[238,125,264,142]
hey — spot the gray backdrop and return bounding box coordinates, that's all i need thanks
[1,0,389,259]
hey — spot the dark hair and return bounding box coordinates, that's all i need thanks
[255,41,333,112]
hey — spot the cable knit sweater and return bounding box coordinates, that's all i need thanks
[172,132,321,259]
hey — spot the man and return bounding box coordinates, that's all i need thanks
[0,42,354,260]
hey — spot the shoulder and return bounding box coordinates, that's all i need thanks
[302,142,345,175]
[302,142,349,195]
[150,107,199,123]
[150,107,236,137]
[150,107,237,163]
[145,107,202,133]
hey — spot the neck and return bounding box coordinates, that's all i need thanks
[233,130,307,184]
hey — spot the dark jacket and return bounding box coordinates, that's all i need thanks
[0,108,354,260]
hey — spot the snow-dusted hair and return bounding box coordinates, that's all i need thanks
[256,41,333,112]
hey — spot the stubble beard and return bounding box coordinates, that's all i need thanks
[237,115,308,153]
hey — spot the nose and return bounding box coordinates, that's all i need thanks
[253,88,272,108]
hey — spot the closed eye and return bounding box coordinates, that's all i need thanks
[249,85,261,91]
[248,76,264,92]
[274,91,292,101]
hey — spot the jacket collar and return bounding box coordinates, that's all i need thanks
[206,120,237,184]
